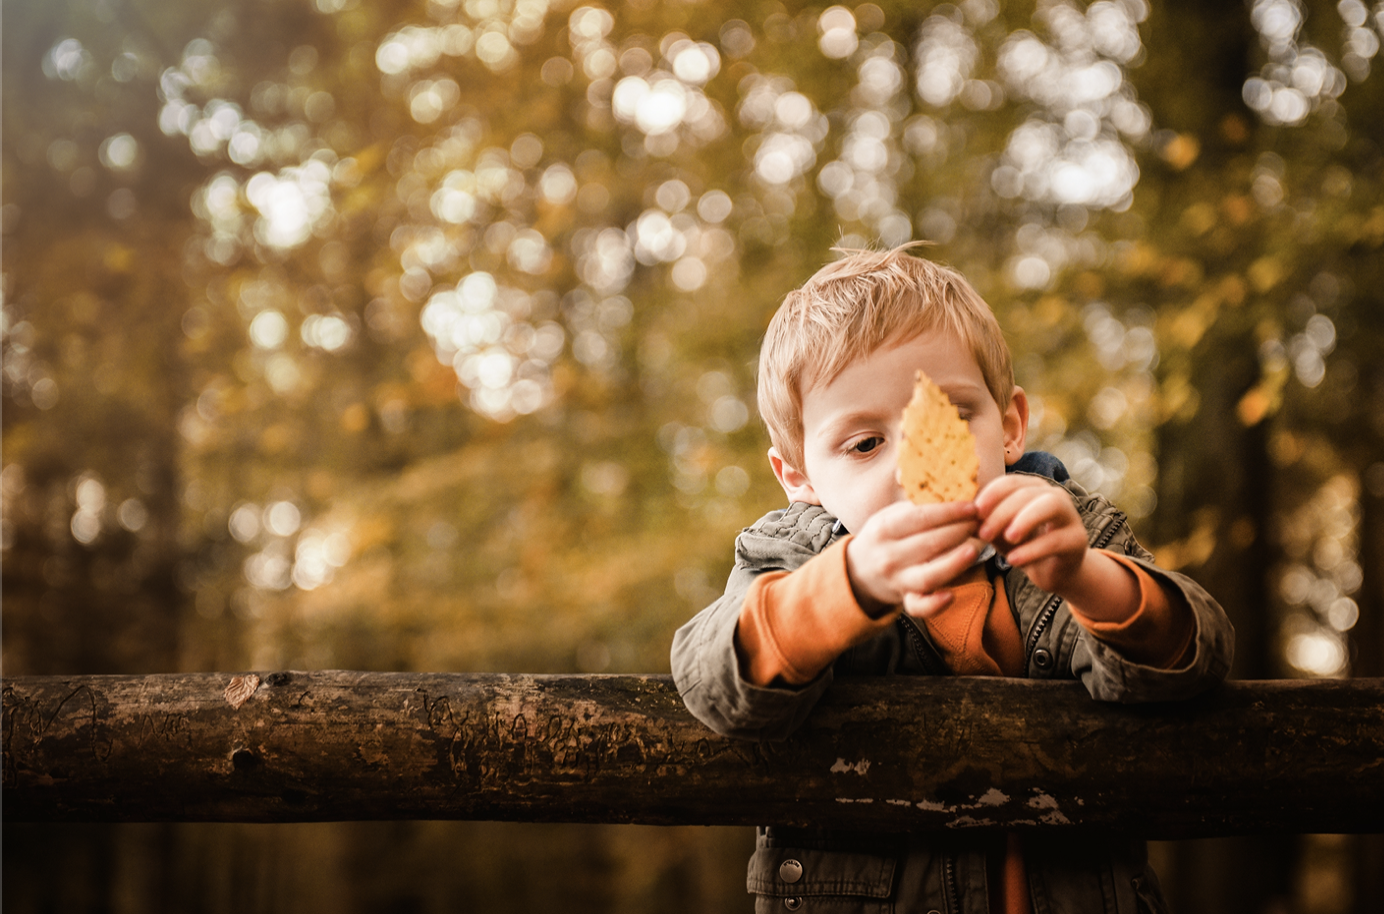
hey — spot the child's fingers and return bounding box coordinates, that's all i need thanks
[862,503,977,570]
[975,489,1037,543]
[999,490,1075,544]
[895,540,978,594]
[974,472,1040,513]
[872,498,977,539]
[1004,523,1086,569]
[847,514,976,608]
[897,516,978,560]
[869,521,977,592]
[902,589,954,619]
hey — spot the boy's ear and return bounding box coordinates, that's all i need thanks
[768,447,821,505]
[1003,387,1030,467]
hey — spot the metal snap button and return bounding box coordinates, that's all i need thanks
[926,910,942,914]
[784,898,803,911]
[779,858,803,883]
[1033,647,1054,670]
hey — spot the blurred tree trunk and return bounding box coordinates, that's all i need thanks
[1,4,196,909]
[1153,340,1296,914]
[1350,364,1384,914]
[1138,0,1299,910]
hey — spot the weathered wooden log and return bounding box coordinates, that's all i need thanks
[4,672,1382,836]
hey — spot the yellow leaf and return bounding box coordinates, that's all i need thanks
[1180,203,1217,237]
[1217,274,1247,306]
[1073,272,1104,299]
[1035,295,1068,327]
[1237,365,1288,426]
[341,402,370,433]
[1363,206,1384,246]
[898,370,978,505]
[1167,294,1217,350]
[1219,113,1249,144]
[1119,241,1160,277]
[1160,257,1203,289]
[259,423,294,453]
[1229,517,1257,549]
[1247,256,1283,293]
[1158,373,1191,419]
[1160,133,1200,171]
[1222,195,1253,226]
[1151,509,1218,570]
[103,244,134,273]
[1236,387,1271,426]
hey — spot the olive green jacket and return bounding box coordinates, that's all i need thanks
[671,478,1234,913]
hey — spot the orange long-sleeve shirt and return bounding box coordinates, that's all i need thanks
[733,535,1196,914]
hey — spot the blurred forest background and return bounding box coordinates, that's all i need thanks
[3,0,1382,911]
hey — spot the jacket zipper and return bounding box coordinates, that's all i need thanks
[944,853,961,914]
[897,613,949,675]
[1023,511,1129,662]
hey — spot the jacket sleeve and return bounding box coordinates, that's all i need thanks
[669,506,840,740]
[1064,488,1235,703]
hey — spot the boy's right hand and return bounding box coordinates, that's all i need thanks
[844,500,979,618]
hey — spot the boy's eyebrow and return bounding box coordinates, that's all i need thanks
[936,379,989,402]
[814,407,897,439]
[812,380,992,441]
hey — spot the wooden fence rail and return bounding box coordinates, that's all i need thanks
[4,672,1382,837]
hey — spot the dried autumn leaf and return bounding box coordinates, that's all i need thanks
[898,370,979,504]
[224,674,260,710]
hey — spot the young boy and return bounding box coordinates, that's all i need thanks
[671,246,1233,914]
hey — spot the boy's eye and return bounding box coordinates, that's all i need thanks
[851,436,884,454]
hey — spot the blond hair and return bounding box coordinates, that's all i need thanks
[757,244,1014,472]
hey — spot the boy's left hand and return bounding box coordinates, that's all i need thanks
[973,474,1088,596]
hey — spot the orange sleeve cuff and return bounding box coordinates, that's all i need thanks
[735,537,896,687]
[1068,551,1196,670]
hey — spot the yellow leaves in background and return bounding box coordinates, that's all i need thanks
[1248,256,1284,293]
[1215,274,1247,306]
[1221,194,1253,226]
[1180,202,1217,237]
[1237,379,1280,427]
[340,402,370,433]
[1363,205,1384,246]
[1218,112,1250,145]
[1116,240,1159,278]
[1071,271,1104,300]
[1160,273,1248,355]
[1033,294,1070,328]
[1158,256,1203,289]
[259,422,297,454]
[1320,165,1353,199]
[405,344,458,403]
[1269,429,1306,467]
[1114,243,1203,290]
[102,243,135,274]
[1158,133,1200,171]
[348,514,395,557]
[1238,318,1289,426]
[1151,507,1219,571]
[1164,297,1215,351]
[1156,372,1200,424]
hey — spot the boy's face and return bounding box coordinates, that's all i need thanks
[770,329,1028,534]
